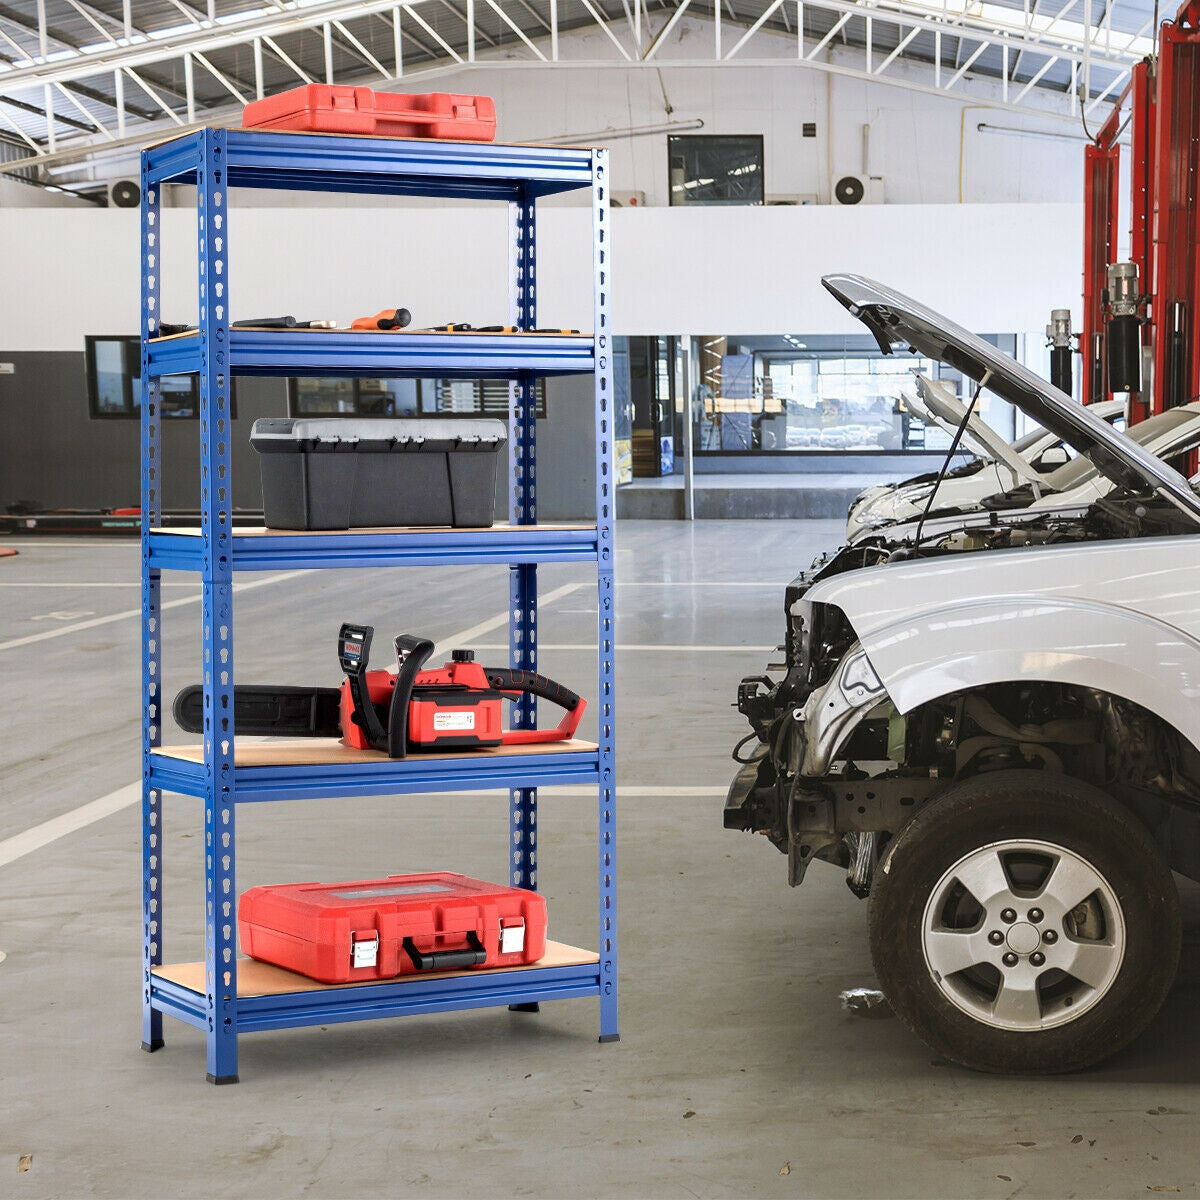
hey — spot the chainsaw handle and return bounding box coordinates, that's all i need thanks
[483,667,582,713]
[388,635,435,758]
[338,623,389,752]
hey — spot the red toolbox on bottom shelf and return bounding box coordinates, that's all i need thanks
[238,872,547,984]
[242,84,497,141]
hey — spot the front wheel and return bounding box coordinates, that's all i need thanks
[868,770,1180,1073]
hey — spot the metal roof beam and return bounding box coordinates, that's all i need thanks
[192,49,249,103]
[579,0,633,58]
[643,0,691,60]
[0,0,445,88]
[1,44,1132,182]
[0,88,92,134]
[0,0,83,57]
[483,0,547,59]
[369,6,446,65]
[54,79,114,138]
[332,17,393,78]
[402,2,463,62]
[261,34,314,83]
[123,66,184,125]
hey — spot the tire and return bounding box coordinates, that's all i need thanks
[868,769,1180,1074]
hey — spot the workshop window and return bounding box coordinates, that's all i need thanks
[288,377,546,418]
[689,333,1019,454]
[86,335,236,419]
[668,135,764,206]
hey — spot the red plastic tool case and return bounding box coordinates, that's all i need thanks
[238,872,547,984]
[242,85,497,141]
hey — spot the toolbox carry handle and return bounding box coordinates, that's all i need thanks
[402,931,486,971]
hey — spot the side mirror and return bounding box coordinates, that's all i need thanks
[1034,445,1070,470]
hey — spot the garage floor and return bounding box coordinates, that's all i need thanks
[1,520,1197,1199]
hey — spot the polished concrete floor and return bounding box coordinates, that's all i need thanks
[1,520,1198,1199]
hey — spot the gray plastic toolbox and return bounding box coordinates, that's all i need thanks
[251,417,506,530]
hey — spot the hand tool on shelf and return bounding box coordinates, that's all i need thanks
[350,308,412,331]
[156,316,338,334]
[475,326,581,334]
[233,316,339,329]
[172,622,586,758]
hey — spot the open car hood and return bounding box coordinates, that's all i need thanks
[822,274,1200,525]
[898,388,988,464]
[915,374,1042,485]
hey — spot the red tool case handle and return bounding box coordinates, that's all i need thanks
[482,667,587,744]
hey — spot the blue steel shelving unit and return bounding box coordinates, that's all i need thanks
[138,127,617,1083]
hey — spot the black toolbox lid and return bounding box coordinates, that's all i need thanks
[251,417,507,453]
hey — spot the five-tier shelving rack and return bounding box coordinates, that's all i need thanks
[139,127,617,1083]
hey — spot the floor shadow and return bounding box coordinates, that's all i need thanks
[1055,876,1200,1084]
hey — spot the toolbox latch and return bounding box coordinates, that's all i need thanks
[499,919,526,955]
[351,931,379,969]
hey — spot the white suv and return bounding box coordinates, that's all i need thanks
[728,275,1200,1074]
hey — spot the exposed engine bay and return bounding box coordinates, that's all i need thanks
[725,494,1200,893]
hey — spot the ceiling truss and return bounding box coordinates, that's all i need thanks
[0,0,1156,188]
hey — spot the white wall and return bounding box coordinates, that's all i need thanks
[482,28,1087,207]
[0,176,92,208]
[0,201,1082,352]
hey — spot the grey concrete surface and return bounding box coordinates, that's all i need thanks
[616,476,867,520]
[0,521,1198,1200]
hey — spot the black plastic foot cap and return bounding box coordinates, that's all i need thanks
[206,1073,239,1085]
[141,1039,165,1053]
[598,1033,621,1044]
[509,1002,540,1013]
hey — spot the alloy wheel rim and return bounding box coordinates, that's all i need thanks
[920,838,1126,1032]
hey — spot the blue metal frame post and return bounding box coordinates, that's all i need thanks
[591,150,619,1042]
[509,186,539,899]
[197,129,239,1084]
[140,160,165,1055]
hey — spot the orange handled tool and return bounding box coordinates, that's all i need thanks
[351,308,412,331]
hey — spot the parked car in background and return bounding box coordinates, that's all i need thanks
[728,274,1200,1074]
[846,391,1126,538]
[848,395,1200,541]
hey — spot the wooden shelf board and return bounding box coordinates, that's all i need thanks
[151,522,595,538]
[154,940,599,997]
[153,329,590,340]
[156,738,598,767]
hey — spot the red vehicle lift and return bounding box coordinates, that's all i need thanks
[1081,0,1200,427]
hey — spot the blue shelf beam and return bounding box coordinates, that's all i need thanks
[146,525,599,572]
[151,962,602,1035]
[148,746,601,802]
[147,330,596,380]
[144,129,595,200]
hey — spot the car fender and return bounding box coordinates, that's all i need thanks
[854,595,1200,750]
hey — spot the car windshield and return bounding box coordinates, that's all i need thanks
[1012,429,1047,455]
[1030,407,1197,495]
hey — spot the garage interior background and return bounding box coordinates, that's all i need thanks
[0,14,1093,519]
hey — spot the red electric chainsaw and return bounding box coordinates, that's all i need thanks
[172,623,586,758]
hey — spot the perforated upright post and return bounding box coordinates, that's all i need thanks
[196,128,239,1084]
[591,149,619,1043]
[508,187,538,898]
[140,160,164,1056]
